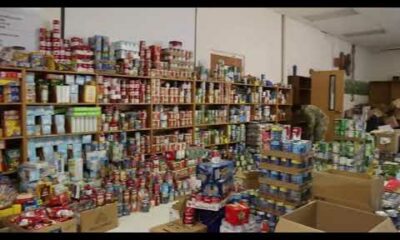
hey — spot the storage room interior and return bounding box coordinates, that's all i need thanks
[0,7,400,233]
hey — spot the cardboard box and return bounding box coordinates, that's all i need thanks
[150,220,207,233]
[275,200,397,232]
[312,170,384,212]
[79,202,118,232]
[275,170,396,232]
[373,129,400,154]
[5,218,77,233]
[235,171,260,190]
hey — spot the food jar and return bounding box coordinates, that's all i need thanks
[291,174,304,185]
[278,187,288,199]
[267,199,276,210]
[270,171,280,180]
[292,160,303,168]
[269,186,278,196]
[276,202,285,214]
[270,156,279,165]
[280,172,290,182]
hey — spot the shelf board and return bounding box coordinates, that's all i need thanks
[333,136,364,142]
[27,131,98,139]
[231,82,258,87]
[229,103,258,105]
[262,150,312,162]
[258,193,305,207]
[101,128,151,134]
[0,169,18,175]
[0,102,21,105]
[98,103,150,106]
[196,80,227,84]
[195,103,228,105]
[0,136,23,140]
[259,177,311,191]
[0,66,24,71]
[202,141,244,148]
[27,102,96,106]
[96,72,150,79]
[229,122,250,125]
[26,68,96,75]
[158,77,194,82]
[259,162,312,174]
[152,103,192,106]
[153,126,193,131]
[195,123,229,127]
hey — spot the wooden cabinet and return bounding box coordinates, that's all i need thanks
[288,76,312,105]
[369,81,400,106]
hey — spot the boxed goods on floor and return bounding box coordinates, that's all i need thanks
[6,218,77,233]
[150,220,207,233]
[313,170,383,212]
[79,202,118,232]
[275,169,396,232]
[275,200,396,232]
[372,129,400,154]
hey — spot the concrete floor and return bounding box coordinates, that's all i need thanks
[109,202,176,232]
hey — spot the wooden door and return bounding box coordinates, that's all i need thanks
[311,70,345,141]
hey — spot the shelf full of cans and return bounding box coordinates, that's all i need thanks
[249,124,313,218]
[0,69,23,174]
[314,118,377,173]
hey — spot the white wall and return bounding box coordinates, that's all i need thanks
[284,17,351,79]
[196,8,282,81]
[7,8,379,110]
[65,8,196,50]
[368,51,400,81]
[38,8,60,27]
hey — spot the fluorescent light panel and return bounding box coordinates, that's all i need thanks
[303,8,359,22]
[343,29,386,38]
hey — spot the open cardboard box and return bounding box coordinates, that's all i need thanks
[275,200,396,232]
[372,129,400,154]
[312,169,383,212]
[275,170,397,232]
[79,202,118,232]
[150,220,207,233]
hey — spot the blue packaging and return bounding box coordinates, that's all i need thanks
[282,140,292,152]
[270,140,281,150]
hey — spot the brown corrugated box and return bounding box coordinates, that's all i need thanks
[275,170,396,232]
[372,129,400,154]
[275,201,396,232]
[312,170,383,212]
[5,218,77,233]
[150,220,207,233]
[235,170,260,190]
[79,202,118,232]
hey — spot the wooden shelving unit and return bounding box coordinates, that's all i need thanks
[258,149,312,216]
[0,66,293,171]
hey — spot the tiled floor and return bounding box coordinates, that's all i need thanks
[109,202,175,232]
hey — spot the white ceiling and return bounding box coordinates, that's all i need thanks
[274,8,400,50]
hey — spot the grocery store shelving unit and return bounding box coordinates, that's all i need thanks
[258,150,312,216]
[0,67,292,169]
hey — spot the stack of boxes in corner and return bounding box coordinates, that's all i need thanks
[89,35,115,73]
[314,118,377,173]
